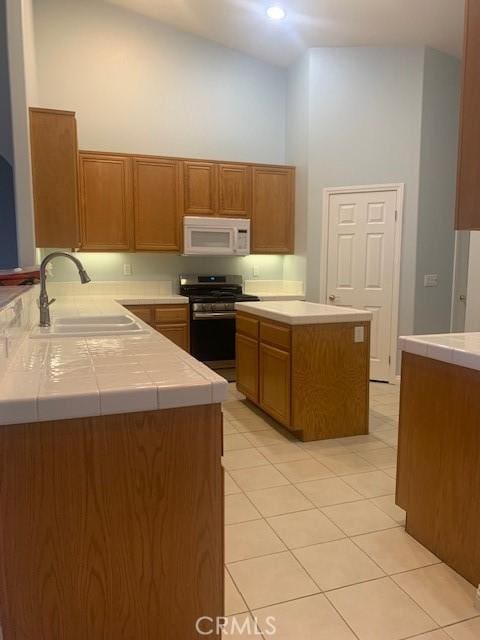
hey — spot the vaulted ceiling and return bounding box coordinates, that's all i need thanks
[106,0,464,66]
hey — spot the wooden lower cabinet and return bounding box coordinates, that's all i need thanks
[236,333,259,402]
[259,343,291,427]
[236,312,370,441]
[0,405,224,639]
[155,323,189,351]
[124,304,190,352]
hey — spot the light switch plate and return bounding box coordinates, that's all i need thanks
[253,265,259,278]
[424,274,438,287]
[354,326,365,343]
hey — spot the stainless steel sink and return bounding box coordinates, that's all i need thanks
[30,314,148,338]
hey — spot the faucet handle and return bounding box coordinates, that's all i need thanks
[48,298,56,306]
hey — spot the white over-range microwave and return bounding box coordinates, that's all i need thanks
[183,216,250,256]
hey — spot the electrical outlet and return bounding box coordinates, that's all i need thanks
[123,263,132,276]
[354,326,365,343]
[424,274,438,288]
[253,265,260,278]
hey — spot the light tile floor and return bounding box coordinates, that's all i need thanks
[221,381,480,639]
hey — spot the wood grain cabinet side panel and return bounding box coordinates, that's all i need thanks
[396,353,480,586]
[259,343,291,427]
[29,108,80,248]
[218,164,251,217]
[0,406,223,639]
[291,323,370,441]
[78,153,133,251]
[183,161,217,215]
[456,0,480,230]
[251,166,295,254]
[133,157,182,251]
[236,333,259,403]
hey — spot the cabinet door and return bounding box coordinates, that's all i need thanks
[29,108,80,248]
[78,153,133,251]
[456,0,480,230]
[259,343,291,427]
[252,166,294,253]
[183,161,217,215]
[155,324,189,351]
[236,334,259,402]
[134,158,182,251]
[218,164,250,217]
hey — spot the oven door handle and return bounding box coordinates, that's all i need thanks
[193,312,236,320]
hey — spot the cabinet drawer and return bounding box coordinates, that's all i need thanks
[154,306,189,324]
[125,306,153,324]
[236,313,259,339]
[260,321,291,351]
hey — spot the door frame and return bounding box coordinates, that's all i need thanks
[320,183,404,384]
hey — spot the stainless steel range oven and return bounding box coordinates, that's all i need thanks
[179,275,259,381]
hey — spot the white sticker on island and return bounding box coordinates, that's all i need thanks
[354,326,365,343]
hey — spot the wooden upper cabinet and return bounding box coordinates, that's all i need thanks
[183,161,217,215]
[251,166,295,254]
[133,157,182,251]
[456,0,480,230]
[218,164,250,217]
[78,153,133,251]
[29,108,80,248]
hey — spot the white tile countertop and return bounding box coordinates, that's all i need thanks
[235,300,372,325]
[398,332,480,371]
[0,291,227,426]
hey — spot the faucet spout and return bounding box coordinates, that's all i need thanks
[39,252,91,327]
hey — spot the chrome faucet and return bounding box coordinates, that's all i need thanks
[39,252,91,327]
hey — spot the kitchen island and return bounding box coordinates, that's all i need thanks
[235,301,372,442]
[397,332,480,587]
[0,289,227,640]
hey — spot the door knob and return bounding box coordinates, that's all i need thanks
[329,295,337,302]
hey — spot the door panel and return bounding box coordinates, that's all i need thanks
[326,190,397,381]
[259,343,291,427]
[251,167,294,253]
[134,158,181,251]
[183,161,217,215]
[79,153,133,251]
[236,334,258,402]
[29,108,80,248]
[218,164,250,217]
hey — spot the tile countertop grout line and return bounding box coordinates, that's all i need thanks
[0,288,228,426]
[399,332,480,372]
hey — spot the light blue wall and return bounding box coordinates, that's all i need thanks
[306,47,425,336]
[0,0,18,269]
[33,0,287,164]
[414,48,460,334]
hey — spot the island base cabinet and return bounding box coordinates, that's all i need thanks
[0,406,224,639]
[396,352,480,587]
[236,312,370,441]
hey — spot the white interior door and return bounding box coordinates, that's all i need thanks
[326,189,399,382]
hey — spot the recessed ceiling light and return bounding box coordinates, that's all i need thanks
[266,5,286,21]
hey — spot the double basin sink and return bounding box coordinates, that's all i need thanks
[30,314,147,338]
